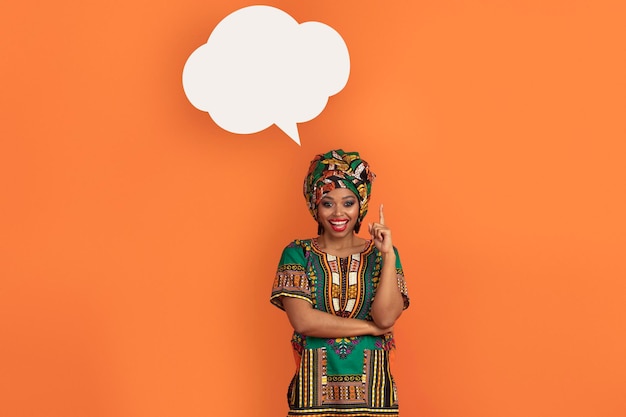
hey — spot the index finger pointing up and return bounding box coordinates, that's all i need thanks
[379,204,385,225]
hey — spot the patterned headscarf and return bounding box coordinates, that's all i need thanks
[303,149,376,222]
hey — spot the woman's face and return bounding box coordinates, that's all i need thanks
[317,188,360,237]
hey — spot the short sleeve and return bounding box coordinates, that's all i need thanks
[270,241,312,310]
[393,247,410,310]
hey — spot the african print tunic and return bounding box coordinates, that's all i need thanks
[271,239,410,417]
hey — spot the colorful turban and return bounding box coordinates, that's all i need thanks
[303,149,376,222]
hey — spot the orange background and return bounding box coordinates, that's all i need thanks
[1,1,625,416]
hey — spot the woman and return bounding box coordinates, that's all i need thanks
[271,149,410,416]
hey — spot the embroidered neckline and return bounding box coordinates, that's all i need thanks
[310,238,372,257]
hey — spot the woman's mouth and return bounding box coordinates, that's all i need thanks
[329,219,349,232]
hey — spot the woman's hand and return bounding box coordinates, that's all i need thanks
[368,321,393,336]
[368,204,394,255]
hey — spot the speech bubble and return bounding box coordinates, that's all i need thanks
[182,5,350,145]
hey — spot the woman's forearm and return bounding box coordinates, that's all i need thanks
[282,297,390,338]
[370,252,405,328]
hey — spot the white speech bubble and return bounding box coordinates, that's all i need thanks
[182,5,350,145]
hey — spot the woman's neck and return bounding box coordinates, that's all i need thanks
[315,234,367,257]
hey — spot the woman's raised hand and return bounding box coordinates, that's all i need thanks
[368,204,393,255]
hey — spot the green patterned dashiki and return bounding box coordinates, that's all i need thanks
[271,239,409,417]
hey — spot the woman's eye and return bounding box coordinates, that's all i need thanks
[322,202,333,207]
[345,201,355,207]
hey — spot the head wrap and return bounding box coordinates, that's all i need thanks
[303,149,376,222]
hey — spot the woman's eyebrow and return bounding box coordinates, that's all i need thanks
[321,196,355,201]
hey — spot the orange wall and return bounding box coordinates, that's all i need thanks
[1,1,625,416]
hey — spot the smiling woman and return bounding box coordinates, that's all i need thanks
[270,150,410,417]
[318,188,360,235]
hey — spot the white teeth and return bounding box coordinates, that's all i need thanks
[330,220,348,225]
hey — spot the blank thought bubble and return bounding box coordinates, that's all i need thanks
[182,5,350,145]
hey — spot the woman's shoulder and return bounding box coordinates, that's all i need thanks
[278,238,315,263]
